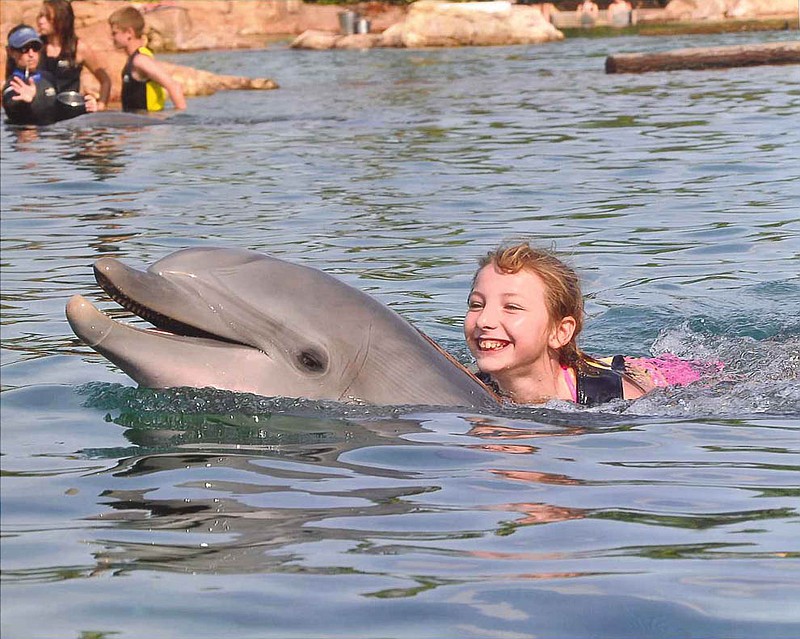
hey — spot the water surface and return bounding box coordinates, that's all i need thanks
[1,31,799,639]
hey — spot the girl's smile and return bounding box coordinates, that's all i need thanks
[466,265,559,382]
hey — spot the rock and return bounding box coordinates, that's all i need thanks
[140,5,193,52]
[159,61,279,96]
[289,30,391,51]
[292,1,563,50]
[726,0,798,19]
[379,23,406,48]
[398,1,563,48]
[289,30,341,51]
[76,50,278,102]
[662,0,727,22]
[662,0,797,22]
[336,33,385,50]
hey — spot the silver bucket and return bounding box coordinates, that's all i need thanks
[356,18,371,34]
[338,11,358,35]
[56,91,87,119]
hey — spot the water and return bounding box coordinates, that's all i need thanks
[2,32,799,638]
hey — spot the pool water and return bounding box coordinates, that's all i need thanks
[1,31,799,639]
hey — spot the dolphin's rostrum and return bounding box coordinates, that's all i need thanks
[66,247,500,408]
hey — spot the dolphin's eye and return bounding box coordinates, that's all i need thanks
[298,349,327,373]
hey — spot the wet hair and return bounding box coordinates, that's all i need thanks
[41,0,78,63]
[5,24,37,78]
[475,241,585,367]
[108,6,146,38]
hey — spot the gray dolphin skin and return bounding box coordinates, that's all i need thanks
[57,111,174,128]
[66,247,500,408]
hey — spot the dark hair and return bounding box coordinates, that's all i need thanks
[5,24,36,78]
[41,0,78,62]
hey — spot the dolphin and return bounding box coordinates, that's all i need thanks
[57,111,176,128]
[66,247,500,408]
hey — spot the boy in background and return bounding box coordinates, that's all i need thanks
[108,6,186,112]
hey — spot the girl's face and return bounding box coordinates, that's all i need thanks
[465,265,562,380]
[36,7,55,37]
[9,43,41,72]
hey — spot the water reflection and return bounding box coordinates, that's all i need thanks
[80,405,441,577]
[89,453,439,578]
[60,128,127,179]
[74,386,602,579]
[7,126,42,147]
[2,32,799,638]
[6,124,128,179]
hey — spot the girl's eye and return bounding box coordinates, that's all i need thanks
[505,304,524,311]
[467,300,483,310]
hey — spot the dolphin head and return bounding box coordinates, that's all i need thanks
[66,247,498,408]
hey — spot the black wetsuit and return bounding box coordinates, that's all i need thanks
[477,355,628,407]
[575,355,626,406]
[2,69,58,125]
[121,47,166,112]
[40,50,82,94]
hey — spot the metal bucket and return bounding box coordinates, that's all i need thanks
[56,91,87,120]
[356,18,371,34]
[56,91,85,108]
[338,10,358,35]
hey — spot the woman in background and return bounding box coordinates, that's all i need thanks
[36,0,111,109]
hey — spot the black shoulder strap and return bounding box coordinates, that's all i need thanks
[576,357,625,406]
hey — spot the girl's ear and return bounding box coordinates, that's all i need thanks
[549,316,576,350]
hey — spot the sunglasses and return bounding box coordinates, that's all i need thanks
[12,41,42,53]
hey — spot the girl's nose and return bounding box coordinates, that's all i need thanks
[476,304,498,329]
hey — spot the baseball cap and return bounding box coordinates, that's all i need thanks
[8,26,43,50]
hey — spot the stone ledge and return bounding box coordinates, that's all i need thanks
[292,1,563,50]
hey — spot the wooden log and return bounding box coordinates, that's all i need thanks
[605,41,800,74]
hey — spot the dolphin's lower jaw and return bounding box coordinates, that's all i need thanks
[65,248,500,408]
[66,294,272,393]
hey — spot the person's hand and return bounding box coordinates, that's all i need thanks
[88,94,107,111]
[9,76,36,103]
[84,94,99,113]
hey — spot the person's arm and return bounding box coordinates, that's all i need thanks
[622,375,648,400]
[3,76,57,124]
[76,39,111,110]
[3,80,31,121]
[133,54,187,110]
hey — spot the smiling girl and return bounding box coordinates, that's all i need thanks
[465,242,712,406]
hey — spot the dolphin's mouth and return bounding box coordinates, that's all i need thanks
[93,264,250,347]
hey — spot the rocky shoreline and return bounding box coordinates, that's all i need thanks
[1,0,796,104]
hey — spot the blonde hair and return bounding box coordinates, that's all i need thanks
[108,6,145,38]
[475,242,584,367]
